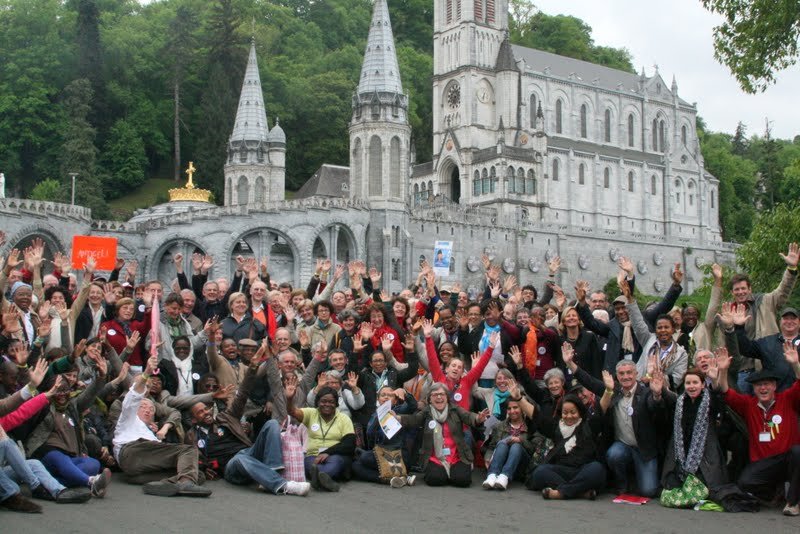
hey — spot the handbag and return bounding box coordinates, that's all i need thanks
[660,473,709,508]
[280,417,308,482]
[374,445,406,482]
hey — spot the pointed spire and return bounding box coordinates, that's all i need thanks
[230,41,269,143]
[536,102,544,119]
[671,74,678,93]
[357,0,403,95]
[495,37,518,72]
[640,66,646,79]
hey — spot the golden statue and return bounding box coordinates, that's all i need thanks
[169,161,212,203]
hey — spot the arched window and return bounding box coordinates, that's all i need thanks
[527,169,536,195]
[490,167,496,193]
[552,159,560,181]
[681,125,687,145]
[473,171,480,196]
[651,174,657,195]
[475,0,482,20]
[580,104,587,138]
[428,180,433,195]
[555,99,563,134]
[446,0,452,23]
[627,171,634,192]
[604,109,611,142]
[368,135,382,196]
[652,118,658,150]
[628,114,635,147]
[352,138,362,197]
[414,183,421,204]
[659,120,666,152]
[529,94,537,127]
[711,190,715,208]
[455,0,461,20]
[507,166,515,193]
[390,137,401,198]
[603,168,610,189]
[254,176,265,203]
[578,163,585,185]
[237,176,249,205]
[516,167,525,194]
[482,168,489,194]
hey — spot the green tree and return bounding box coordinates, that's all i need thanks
[74,0,109,136]
[736,202,800,308]
[59,78,109,218]
[700,0,800,93]
[29,178,65,202]
[731,121,748,156]
[102,119,147,199]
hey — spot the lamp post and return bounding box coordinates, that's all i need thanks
[69,172,78,205]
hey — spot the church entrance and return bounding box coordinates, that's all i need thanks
[450,167,461,204]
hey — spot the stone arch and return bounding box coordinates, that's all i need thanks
[390,136,401,198]
[368,135,382,196]
[439,158,461,203]
[237,175,249,205]
[352,137,363,198]
[6,226,64,269]
[150,238,208,291]
[228,227,299,287]
[254,176,266,203]
[313,224,359,266]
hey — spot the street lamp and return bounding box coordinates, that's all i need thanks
[68,172,78,205]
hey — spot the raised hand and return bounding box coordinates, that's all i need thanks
[346,371,359,389]
[45,375,65,398]
[618,276,632,301]
[126,330,141,352]
[784,339,799,366]
[360,322,374,342]
[553,285,566,309]
[617,256,634,276]
[113,362,131,385]
[54,301,69,322]
[1,309,21,334]
[37,300,52,323]
[13,344,29,367]
[730,303,750,326]
[487,264,501,282]
[201,255,214,274]
[714,346,731,371]
[259,256,269,274]
[575,280,590,303]
[84,255,96,274]
[94,354,108,377]
[488,331,500,349]
[602,370,615,391]
[213,384,235,400]
[471,351,481,369]
[489,280,501,298]
[780,242,800,268]
[369,267,382,284]
[650,368,665,396]
[481,254,491,272]
[115,257,126,271]
[561,341,574,366]
[509,345,523,369]
[333,263,345,281]
[297,328,310,348]
[380,333,394,353]
[476,408,490,424]
[126,259,138,280]
[321,258,332,274]
[284,372,298,400]
[352,333,364,353]
[503,275,517,294]
[29,358,49,388]
[403,333,415,352]
[508,379,521,399]
[456,309,470,329]
[37,316,52,338]
[716,302,735,330]
[422,318,435,338]
[4,248,20,270]
[548,255,561,275]
[672,262,683,285]
[711,263,723,282]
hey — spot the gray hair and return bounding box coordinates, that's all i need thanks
[615,359,637,372]
[543,368,565,384]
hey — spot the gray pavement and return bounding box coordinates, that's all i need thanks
[2,474,797,534]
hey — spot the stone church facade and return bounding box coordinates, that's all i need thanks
[0,0,735,297]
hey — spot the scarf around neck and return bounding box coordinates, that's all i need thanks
[492,388,511,418]
[430,404,451,476]
[674,388,710,477]
[558,419,582,454]
[479,323,500,353]
[620,320,635,354]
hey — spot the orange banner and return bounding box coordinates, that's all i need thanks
[71,235,118,271]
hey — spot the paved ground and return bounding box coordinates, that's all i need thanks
[3,474,797,533]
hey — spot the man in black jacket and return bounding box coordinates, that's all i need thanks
[564,348,667,497]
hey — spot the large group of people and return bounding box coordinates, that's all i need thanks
[0,232,799,519]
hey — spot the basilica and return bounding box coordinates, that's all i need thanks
[0,0,734,296]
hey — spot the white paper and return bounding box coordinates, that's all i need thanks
[377,400,402,439]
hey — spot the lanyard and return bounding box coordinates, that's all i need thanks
[318,413,338,442]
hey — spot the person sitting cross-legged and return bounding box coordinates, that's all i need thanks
[113,355,211,497]
[187,340,310,496]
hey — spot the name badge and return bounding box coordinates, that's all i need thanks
[428,420,437,430]
[758,432,771,443]
[538,347,546,355]
[68,417,75,427]
[198,439,206,449]
[107,329,117,336]
[441,448,451,456]
[627,406,634,416]
[453,393,462,402]
[772,415,783,425]
[602,343,607,351]
[192,373,201,381]
[311,423,321,432]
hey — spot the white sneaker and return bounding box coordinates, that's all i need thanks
[784,503,800,517]
[390,476,406,488]
[494,474,508,490]
[406,475,416,487]
[284,481,311,496]
[482,474,497,489]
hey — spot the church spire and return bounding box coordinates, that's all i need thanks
[357,0,403,95]
[230,41,269,143]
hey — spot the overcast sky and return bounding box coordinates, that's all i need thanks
[533,0,800,139]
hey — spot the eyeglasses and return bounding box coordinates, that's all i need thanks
[430,392,447,398]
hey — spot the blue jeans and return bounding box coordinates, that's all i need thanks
[0,439,66,498]
[487,440,529,479]
[224,420,287,494]
[41,450,100,487]
[605,441,659,497]
[304,454,347,480]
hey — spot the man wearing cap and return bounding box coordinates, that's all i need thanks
[711,344,800,516]
[722,305,800,392]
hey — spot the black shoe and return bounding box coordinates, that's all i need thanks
[143,481,179,497]
[175,481,212,497]
[317,472,340,492]
[0,494,42,513]
[31,485,54,501]
[18,484,32,498]
[55,487,92,504]
[309,464,321,490]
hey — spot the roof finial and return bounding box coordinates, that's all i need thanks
[251,16,256,41]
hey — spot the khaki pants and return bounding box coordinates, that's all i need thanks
[118,439,198,484]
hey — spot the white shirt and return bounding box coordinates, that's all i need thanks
[112,385,158,461]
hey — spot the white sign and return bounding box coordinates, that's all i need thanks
[377,400,402,439]
[433,240,453,278]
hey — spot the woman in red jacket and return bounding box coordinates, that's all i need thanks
[363,303,404,363]
[101,294,152,368]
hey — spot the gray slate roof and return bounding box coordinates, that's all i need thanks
[511,44,692,106]
[357,0,403,95]
[230,42,269,143]
[294,164,350,199]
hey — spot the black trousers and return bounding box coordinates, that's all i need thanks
[424,461,472,487]
[737,445,800,505]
